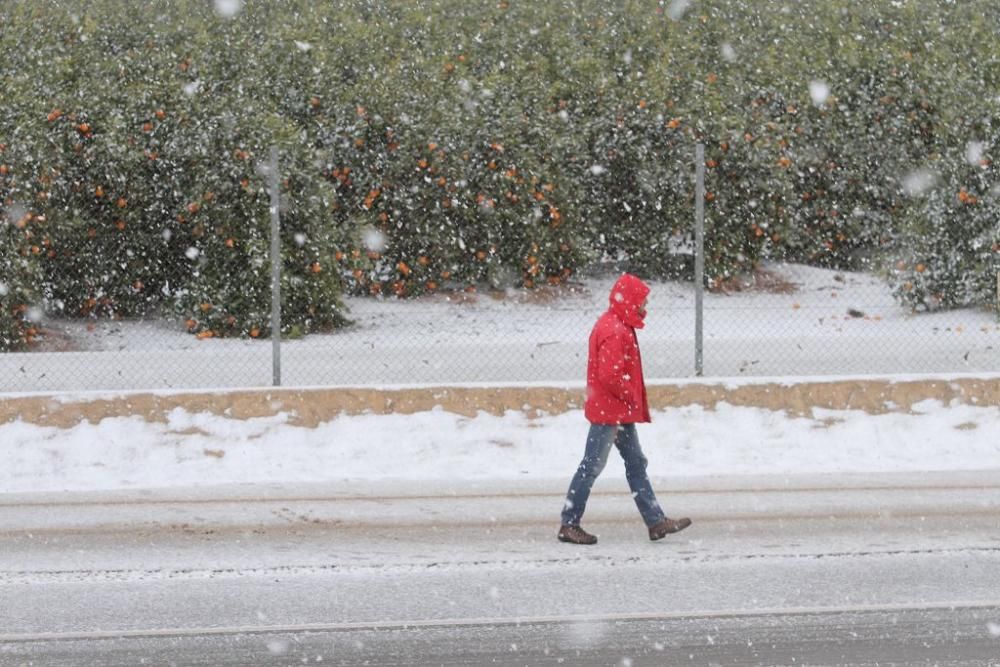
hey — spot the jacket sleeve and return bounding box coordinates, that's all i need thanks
[595,331,633,405]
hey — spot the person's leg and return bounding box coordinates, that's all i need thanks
[560,424,617,527]
[614,424,666,527]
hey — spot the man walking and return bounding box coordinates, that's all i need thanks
[558,273,692,545]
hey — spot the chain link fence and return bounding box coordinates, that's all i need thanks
[2,262,997,394]
[2,146,998,395]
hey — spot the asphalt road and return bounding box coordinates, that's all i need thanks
[4,605,1000,666]
[2,496,1000,665]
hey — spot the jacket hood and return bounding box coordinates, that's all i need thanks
[608,273,650,329]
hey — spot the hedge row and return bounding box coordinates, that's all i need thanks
[2,0,997,350]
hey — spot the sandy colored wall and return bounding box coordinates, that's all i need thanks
[1,377,997,429]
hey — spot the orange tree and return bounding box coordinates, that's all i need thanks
[0,138,44,350]
[2,0,351,341]
[3,0,1000,354]
[889,149,1000,312]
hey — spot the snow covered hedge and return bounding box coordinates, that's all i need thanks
[1,0,998,350]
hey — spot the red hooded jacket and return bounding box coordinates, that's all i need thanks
[584,273,651,425]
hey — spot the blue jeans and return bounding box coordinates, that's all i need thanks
[561,423,666,528]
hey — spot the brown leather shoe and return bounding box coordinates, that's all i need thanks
[648,517,692,541]
[557,524,598,545]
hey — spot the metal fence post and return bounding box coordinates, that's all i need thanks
[694,143,705,377]
[268,146,282,387]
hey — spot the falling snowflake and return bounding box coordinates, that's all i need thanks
[666,0,691,21]
[213,0,243,18]
[363,228,386,253]
[901,169,938,197]
[966,141,984,166]
[266,640,289,655]
[809,80,830,106]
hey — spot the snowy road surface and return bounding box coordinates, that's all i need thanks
[3,607,998,666]
[2,482,1000,665]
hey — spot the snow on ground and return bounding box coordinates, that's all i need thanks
[2,263,998,392]
[1,262,997,496]
[2,393,998,494]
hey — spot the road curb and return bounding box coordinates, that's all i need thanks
[2,471,998,534]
